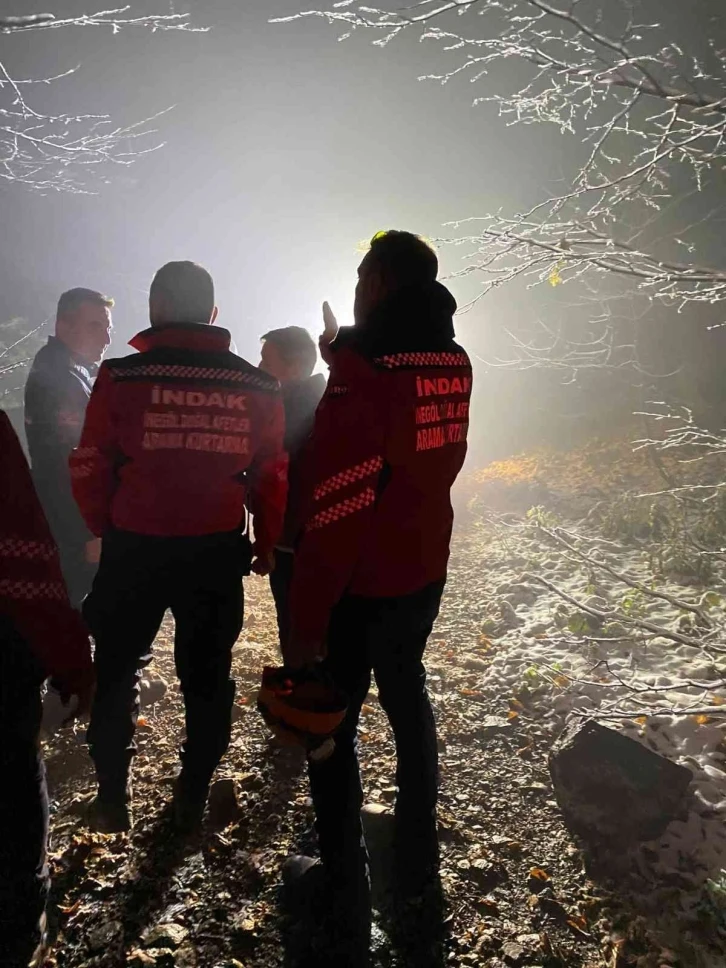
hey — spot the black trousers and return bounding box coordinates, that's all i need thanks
[84,529,248,798]
[0,620,48,967]
[269,548,295,655]
[58,540,97,611]
[308,580,445,875]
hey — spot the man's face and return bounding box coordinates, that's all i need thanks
[58,302,113,365]
[259,340,301,384]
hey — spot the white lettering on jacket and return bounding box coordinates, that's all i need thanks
[150,386,247,410]
[415,375,471,398]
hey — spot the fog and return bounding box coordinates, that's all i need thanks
[1,0,723,461]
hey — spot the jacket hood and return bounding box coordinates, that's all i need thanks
[129,322,232,354]
[337,281,458,358]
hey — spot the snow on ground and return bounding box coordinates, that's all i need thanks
[446,508,726,965]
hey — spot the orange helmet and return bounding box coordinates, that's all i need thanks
[257,666,348,751]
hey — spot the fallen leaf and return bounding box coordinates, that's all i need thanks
[361,704,376,715]
[477,897,499,913]
[516,736,534,756]
[567,915,592,939]
[567,913,588,931]
[634,716,648,725]
[692,714,710,725]
[460,688,483,697]
[507,709,519,720]
[127,951,156,966]
[58,899,82,916]
[529,867,550,881]
[710,694,726,706]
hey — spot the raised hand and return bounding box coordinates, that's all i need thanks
[320,302,339,365]
[322,301,338,341]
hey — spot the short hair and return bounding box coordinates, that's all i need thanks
[149,261,215,325]
[57,288,114,321]
[262,326,317,378]
[363,230,438,288]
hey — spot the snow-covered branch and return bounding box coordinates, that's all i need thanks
[0,6,206,192]
[278,0,726,306]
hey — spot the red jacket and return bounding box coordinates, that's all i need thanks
[290,282,472,646]
[70,323,287,553]
[0,411,93,694]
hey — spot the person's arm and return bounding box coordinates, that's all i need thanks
[287,352,386,665]
[247,393,288,573]
[69,363,120,537]
[0,412,94,709]
[25,370,94,549]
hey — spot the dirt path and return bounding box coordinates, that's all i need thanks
[41,507,725,967]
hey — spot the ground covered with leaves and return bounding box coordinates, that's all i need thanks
[41,435,726,968]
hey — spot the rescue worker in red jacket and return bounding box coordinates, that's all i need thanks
[285,231,472,964]
[70,261,287,833]
[0,411,94,968]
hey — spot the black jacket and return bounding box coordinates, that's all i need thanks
[24,336,96,551]
[279,373,326,549]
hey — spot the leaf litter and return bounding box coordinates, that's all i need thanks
[39,447,726,968]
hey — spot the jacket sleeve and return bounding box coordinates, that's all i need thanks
[0,412,93,694]
[69,364,121,537]
[24,369,93,548]
[289,352,386,655]
[247,393,288,557]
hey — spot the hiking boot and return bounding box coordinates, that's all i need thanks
[88,795,132,834]
[281,854,325,916]
[171,773,209,834]
[283,854,371,968]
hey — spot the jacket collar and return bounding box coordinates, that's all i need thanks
[332,282,458,358]
[129,322,232,354]
[44,336,96,379]
[282,372,326,401]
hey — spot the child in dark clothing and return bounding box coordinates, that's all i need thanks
[259,326,326,654]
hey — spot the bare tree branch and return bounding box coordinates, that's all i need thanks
[277,0,726,306]
[0,6,206,192]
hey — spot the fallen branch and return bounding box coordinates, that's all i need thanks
[570,706,726,720]
[522,572,726,653]
[542,662,726,696]
[538,524,713,628]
